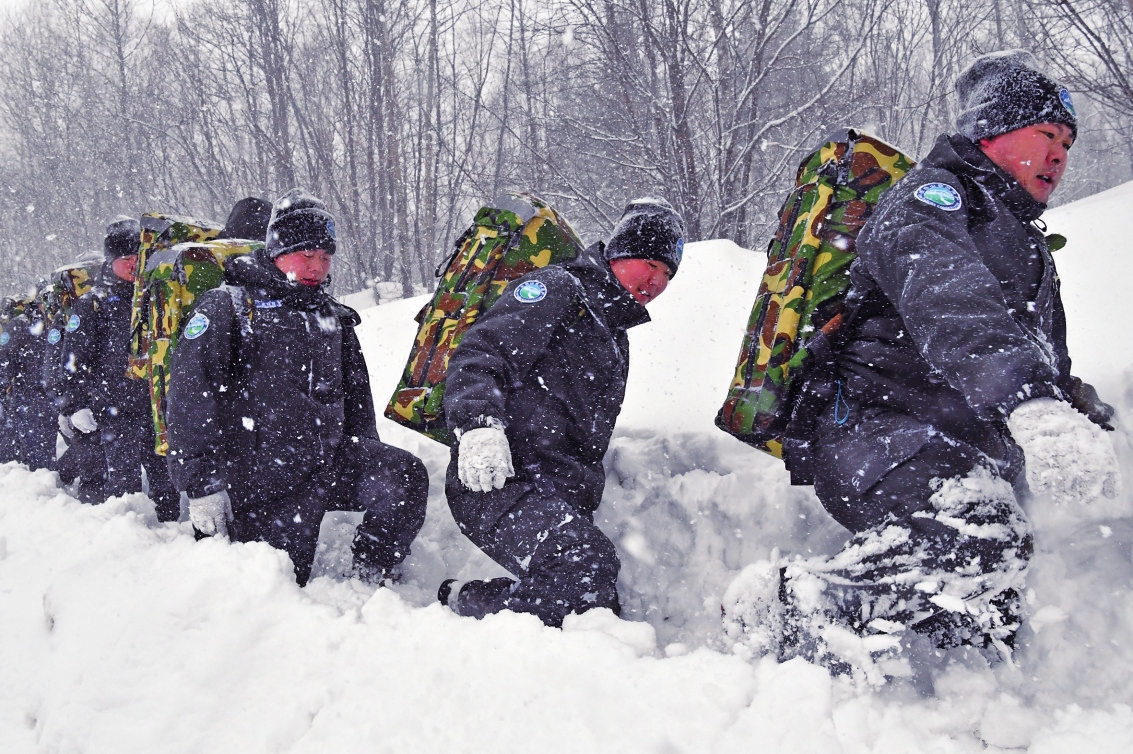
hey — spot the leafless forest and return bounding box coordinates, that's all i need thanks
[1,0,1131,297]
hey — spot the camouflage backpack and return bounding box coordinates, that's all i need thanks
[140,238,262,455]
[385,192,586,445]
[716,129,914,460]
[128,213,224,380]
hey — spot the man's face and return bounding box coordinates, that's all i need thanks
[111,254,139,283]
[274,248,332,286]
[979,122,1074,204]
[610,258,671,305]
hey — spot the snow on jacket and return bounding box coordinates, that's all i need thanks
[443,244,650,517]
[52,275,150,420]
[165,252,376,500]
[811,133,1075,490]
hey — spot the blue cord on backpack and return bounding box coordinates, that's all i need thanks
[834,380,850,425]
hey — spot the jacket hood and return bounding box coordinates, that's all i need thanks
[926,134,1047,224]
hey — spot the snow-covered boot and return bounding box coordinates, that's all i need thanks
[722,558,787,659]
[352,559,401,587]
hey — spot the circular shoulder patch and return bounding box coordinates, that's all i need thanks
[183,311,210,340]
[0,331,9,346]
[914,182,963,212]
[47,328,61,345]
[1059,88,1076,119]
[514,280,548,304]
[66,313,81,332]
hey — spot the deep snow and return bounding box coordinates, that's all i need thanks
[2,182,1133,752]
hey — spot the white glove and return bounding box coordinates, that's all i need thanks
[57,414,75,439]
[189,490,234,538]
[457,426,515,492]
[1008,397,1121,504]
[69,408,98,434]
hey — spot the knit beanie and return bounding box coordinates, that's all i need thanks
[264,188,337,258]
[217,196,273,241]
[955,50,1077,143]
[103,216,140,259]
[604,197,685,277]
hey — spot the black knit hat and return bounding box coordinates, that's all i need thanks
[264,188,337,258]
[604,197,685,277]
[217,197,273,241]
[103,216,140,259]
[955,50,1077,143]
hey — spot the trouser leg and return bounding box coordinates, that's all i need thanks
[792,436,1032,661]
[100,417,146,499]
[14,401,57,471]
[140,426,180,522]
[229,484,325,587]
[335,437,429,571]
[450,489,621,628]
[57,430,109,503]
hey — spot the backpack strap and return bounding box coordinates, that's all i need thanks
[223,285,260,390]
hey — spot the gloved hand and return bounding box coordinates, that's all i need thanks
[69,408,98,434]
[57,414,75,439]
[457,426,514,492]
[1008,397,1121,504]
[189,490,234,538]
[1062,375,1115,429]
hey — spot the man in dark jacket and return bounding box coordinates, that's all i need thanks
[165,189,428,588]
[52,218,180,518]
[727,51,1119,681]
[438,198,684,627]
[0,294,57,471]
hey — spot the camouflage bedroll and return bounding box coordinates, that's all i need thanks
[385,192,585,445]
[42,254,104,324]
[716,129,914,458]
[128,213,223,380]
[142,238,261,455]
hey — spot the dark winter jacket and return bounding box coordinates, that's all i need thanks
[802,133,1078,493]
[444,244,650,519]
[165,251,377,501]
[0,310,54,415]
[52,275,150,421]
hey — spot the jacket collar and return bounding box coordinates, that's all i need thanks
[926,134,1047,224]
[565,243,652,331]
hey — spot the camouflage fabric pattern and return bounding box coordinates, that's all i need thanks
[44,258,101,322]
[143,239,260,455]
[716,130,914,458]
[385,192,585,445]
[128,213,223,379]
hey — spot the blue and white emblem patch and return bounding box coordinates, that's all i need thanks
[514,280,547,303]
[0,332,8,346]
[1059,88,1076,119]
[255,299,282,309]
[47,328,61,345]
[66,314,81,332]
[184,311,210,340]
[914,182,963,212]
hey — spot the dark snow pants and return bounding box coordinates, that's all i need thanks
[100,413,180,521]
[228,436,428,587]
[56,430,109,503]
[792,430,1033,654]
[446,475,621,628]
[12,396,57,471]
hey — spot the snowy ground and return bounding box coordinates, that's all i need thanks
[3,183,1133,752]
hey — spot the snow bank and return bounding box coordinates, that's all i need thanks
[4,183,1133,750]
